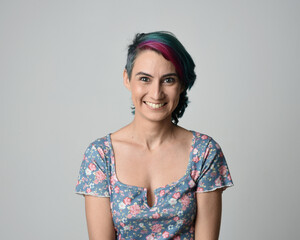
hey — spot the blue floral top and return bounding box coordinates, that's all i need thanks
[75,131,233,240]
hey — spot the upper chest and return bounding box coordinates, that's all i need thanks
[110,134,194,190]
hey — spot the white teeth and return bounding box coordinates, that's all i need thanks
[145,101,165,109]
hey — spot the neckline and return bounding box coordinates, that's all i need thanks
[107,130,197,193]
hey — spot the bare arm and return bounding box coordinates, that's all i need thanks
[194,189,223,240]
[85,196,116,240]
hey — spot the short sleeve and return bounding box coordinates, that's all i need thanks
[196,138,233,193]
[75,143,110,197]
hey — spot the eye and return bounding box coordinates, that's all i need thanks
[140,76,150,82]
[163,77,175,84]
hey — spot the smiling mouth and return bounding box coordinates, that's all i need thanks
[144,101,167,109]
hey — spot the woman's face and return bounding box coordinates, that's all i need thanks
[124,50,183,123]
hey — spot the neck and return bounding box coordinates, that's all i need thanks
[127,116,178,151]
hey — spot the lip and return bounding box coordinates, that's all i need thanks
[144,101,167,110]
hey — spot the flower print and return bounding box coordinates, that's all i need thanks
[168,198,177,205]
[115,185,120,193]
[215,176,222,187]
[85,168,92,176]
[123,197,132,205]
[192,156,200,163]
[152,224,162,233]
[120,222,125,227]
[219,165,227,176]
[168,225,174,230]
[178,211,183,216]
[152,212,160,219]
[191,170,200,181]
[193,148,198,154]
[162,231,170,238]
[119,202,126,209]
[181,195,190,207]
[139,223,144,228]
[130,204,141,216]
[215,143,221,149]
[188,180,195,188]
[162,209,168,214]
[172,192,180,199]
[110,174,117,185]
[95,170,106,182]
[86,188,91,193]
[146,233,155,240]
[228,174,232,181]
[124,225,130,231]
[159,190,165,196]
[173,216,179,221]
[176,220,183,225]
[104,141,109,147]
[204,148,210,159]
[201,135,208,140]
[97,147,105,159]
[88,163,96,171]
[173,235,181,240]
[210,171,217,177]
[197,187,204,192]
[127,214,132,219]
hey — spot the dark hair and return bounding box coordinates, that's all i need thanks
[125,31,196,124]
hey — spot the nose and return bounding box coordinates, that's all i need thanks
[149,80,164,100]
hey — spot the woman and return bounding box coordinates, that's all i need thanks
[75,31,233,240]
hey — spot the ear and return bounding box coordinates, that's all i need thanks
[123,69,131,91]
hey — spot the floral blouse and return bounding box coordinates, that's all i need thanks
[75,131,233,239]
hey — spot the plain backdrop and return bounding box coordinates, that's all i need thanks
[1,0,299,239]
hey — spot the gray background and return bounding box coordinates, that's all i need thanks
[1,0,299,239]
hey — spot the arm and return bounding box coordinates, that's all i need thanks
[85,196,116,240]
[194,189,223,240]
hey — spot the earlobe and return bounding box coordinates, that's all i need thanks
[123,70,131,91]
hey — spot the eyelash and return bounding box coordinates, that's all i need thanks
[139,77,176,83]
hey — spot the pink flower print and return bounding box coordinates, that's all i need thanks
[152,212,160,219]
[192,156,200,163]
[193,148,198,154]
[151,224,162,233]
[173,236,181,240]
[97,147,105,159]
[162,208,168,214]
[204,148,210,159]
[123,197,131,205]
[173,216,179,221]
[219,165,227,176]
[191,170,200,181]
[210,171,217,178]
[86,188,91,193]
[130,204,141,216]
[146,234,155,240]
[127,214,132,219]
[188,180,196,188]
[88,163,96,171]
[215,176,222,187]
[104,141,109,147]
[120,222,125,227]
[110,174,117,185]
[197,187,204,192]
[172,192,180,199]
[162,231,169,238]
[181,194,190,207]
[114,185,120,193]
[228,174,232,181]
[159,189,165,196]
[95,170,106,182]
[215,143,221,149]
[201,135,208,140]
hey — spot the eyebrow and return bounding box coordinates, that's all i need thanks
[135,72,178,78]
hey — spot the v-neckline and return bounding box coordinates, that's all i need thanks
[107,130,197,208]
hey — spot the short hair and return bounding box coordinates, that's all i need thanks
[125,31,196,125]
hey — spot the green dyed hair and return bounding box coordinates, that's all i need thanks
[125,31,196,124]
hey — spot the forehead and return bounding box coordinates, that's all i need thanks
[132,50,176,73]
